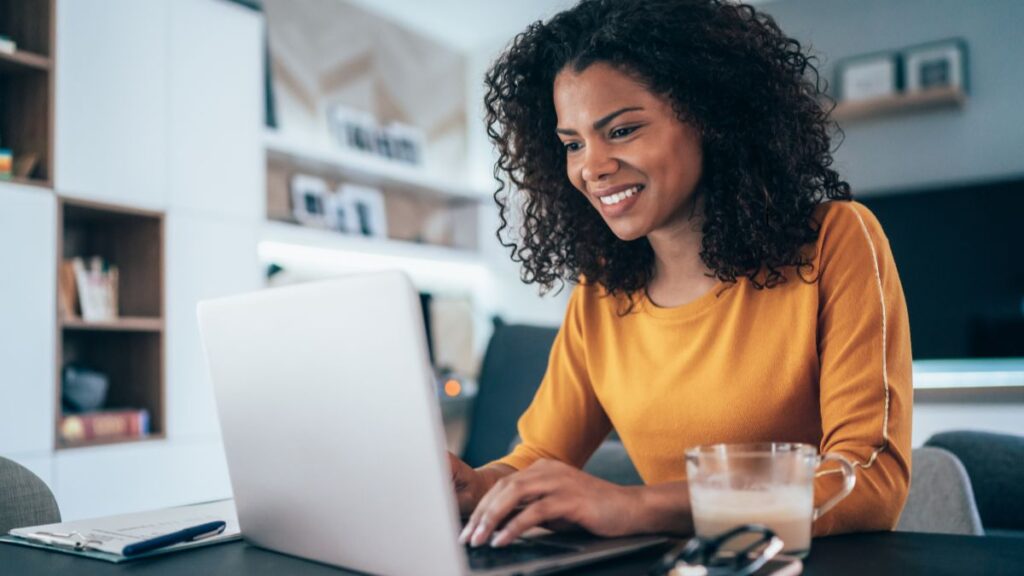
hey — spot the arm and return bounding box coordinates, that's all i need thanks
[812,202,913,536]
[489,285,614,473]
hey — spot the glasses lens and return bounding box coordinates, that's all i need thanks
[706,525,782,575]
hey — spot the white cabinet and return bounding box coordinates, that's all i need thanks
[0,184,55,456]
[166,211,261,440]
[54,441,232,521]
[168,0,265,220]
[55,0,168,209]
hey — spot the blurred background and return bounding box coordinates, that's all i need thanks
[0,0,1020,521]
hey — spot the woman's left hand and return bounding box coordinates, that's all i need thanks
[458,458,644,548]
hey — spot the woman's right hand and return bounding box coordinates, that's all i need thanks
[448,452,513,516]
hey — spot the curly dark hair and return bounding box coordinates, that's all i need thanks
[484,0,852,299]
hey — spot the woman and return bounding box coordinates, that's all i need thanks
[451,0,912,548]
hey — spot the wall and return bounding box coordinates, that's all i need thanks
[765,0,1024,195]
[764,0,1024,441]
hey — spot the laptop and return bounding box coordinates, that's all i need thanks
[197,270,664,575]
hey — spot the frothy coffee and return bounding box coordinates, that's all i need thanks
[690,485,813,554]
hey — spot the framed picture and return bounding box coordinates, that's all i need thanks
[836,52,900,102]
[325,191,358,234]
[290,173,330,227]
[328,104,379,154]
[381,122,425,166]
[339,183,388,238]
[903,39,967,93]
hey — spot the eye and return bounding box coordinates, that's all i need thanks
[610,125,639,139]
[563,141,582,153]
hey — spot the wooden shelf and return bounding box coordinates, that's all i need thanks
[62,316,164,332]
[832,87,967,122]
[0,50,51,73]
[0,0,54,182]
[57,198,165,451]
[0,176,53,190]
[265,130,488,204]
[58,433,166,451]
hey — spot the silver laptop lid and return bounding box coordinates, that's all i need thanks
[198,271,466,575]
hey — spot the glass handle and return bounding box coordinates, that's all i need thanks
[813,453,856,521]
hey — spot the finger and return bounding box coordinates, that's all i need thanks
[491,497,571,547]
[466,474,557,547]
[460,462,555,544]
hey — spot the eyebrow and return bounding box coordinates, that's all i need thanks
[555,106,644,136]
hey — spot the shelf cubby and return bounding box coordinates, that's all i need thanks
[56,197,165,449]
[0,0,54,185]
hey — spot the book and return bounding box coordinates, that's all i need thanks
[58,259,79,319]
[59,409,149,444]
[1,499,240,563]
[71,256,119,322]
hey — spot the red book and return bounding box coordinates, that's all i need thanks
[60,409,150,444]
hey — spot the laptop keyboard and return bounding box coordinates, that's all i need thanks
[465,539,579,571]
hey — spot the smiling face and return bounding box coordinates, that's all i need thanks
[554,62,704,242]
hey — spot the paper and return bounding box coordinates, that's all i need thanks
[5,499,239,560]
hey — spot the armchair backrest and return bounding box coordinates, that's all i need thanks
[460,320,559,467]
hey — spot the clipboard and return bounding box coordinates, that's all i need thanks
[0,499,241,563]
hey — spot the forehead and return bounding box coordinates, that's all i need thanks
[553,62,659,123]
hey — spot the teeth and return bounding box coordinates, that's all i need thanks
[600,185,641,206]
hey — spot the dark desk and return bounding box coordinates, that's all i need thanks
[2,532,1023,575]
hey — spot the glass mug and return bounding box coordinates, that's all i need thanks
[685,442,856,558]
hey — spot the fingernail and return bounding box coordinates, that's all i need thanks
[471,525,487,547]
[491,530,508,548]
[458,527,469,544]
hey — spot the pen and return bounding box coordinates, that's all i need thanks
[121,520,227,557]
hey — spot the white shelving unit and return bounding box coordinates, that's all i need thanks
[264,129,490,204]
[259,221,492,297]
[262,127,495,296]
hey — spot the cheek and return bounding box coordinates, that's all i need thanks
[566,160,585,193]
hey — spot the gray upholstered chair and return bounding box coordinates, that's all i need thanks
[925,430,1024,538]
[0,456,61,533]
[583,438,644,486]
[896,447,983,536]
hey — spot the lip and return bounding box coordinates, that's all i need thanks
[593,183,644,217]
[591,183,644,198]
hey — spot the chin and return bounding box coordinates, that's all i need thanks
[606,223,648,242]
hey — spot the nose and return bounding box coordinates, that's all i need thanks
[580,141,618,184]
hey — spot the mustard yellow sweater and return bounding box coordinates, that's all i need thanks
[494,201,912,536]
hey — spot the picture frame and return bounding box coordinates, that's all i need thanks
[381,122,425,166]
[903,39,967,94]
[339,183,388,238]
[325,190,358,234]
[289,173,330,227]
[328,104,379,154]
[835,52,900,102]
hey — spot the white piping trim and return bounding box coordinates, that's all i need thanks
[847,204,890,470]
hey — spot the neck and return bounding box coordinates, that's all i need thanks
[646,199,711,284]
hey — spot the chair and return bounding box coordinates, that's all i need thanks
[896,447,983,535]
[461,319,644,486]
[0,456,61,533]
[925,430,1024,537]
[460,319,560,467]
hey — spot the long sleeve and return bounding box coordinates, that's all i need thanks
[490,286,613,471]
[811,202,913,536]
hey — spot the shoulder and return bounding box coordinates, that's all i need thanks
[813,200,891,261]
[815,200,884,236]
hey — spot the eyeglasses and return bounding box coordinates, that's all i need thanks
[648,524,784,576]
